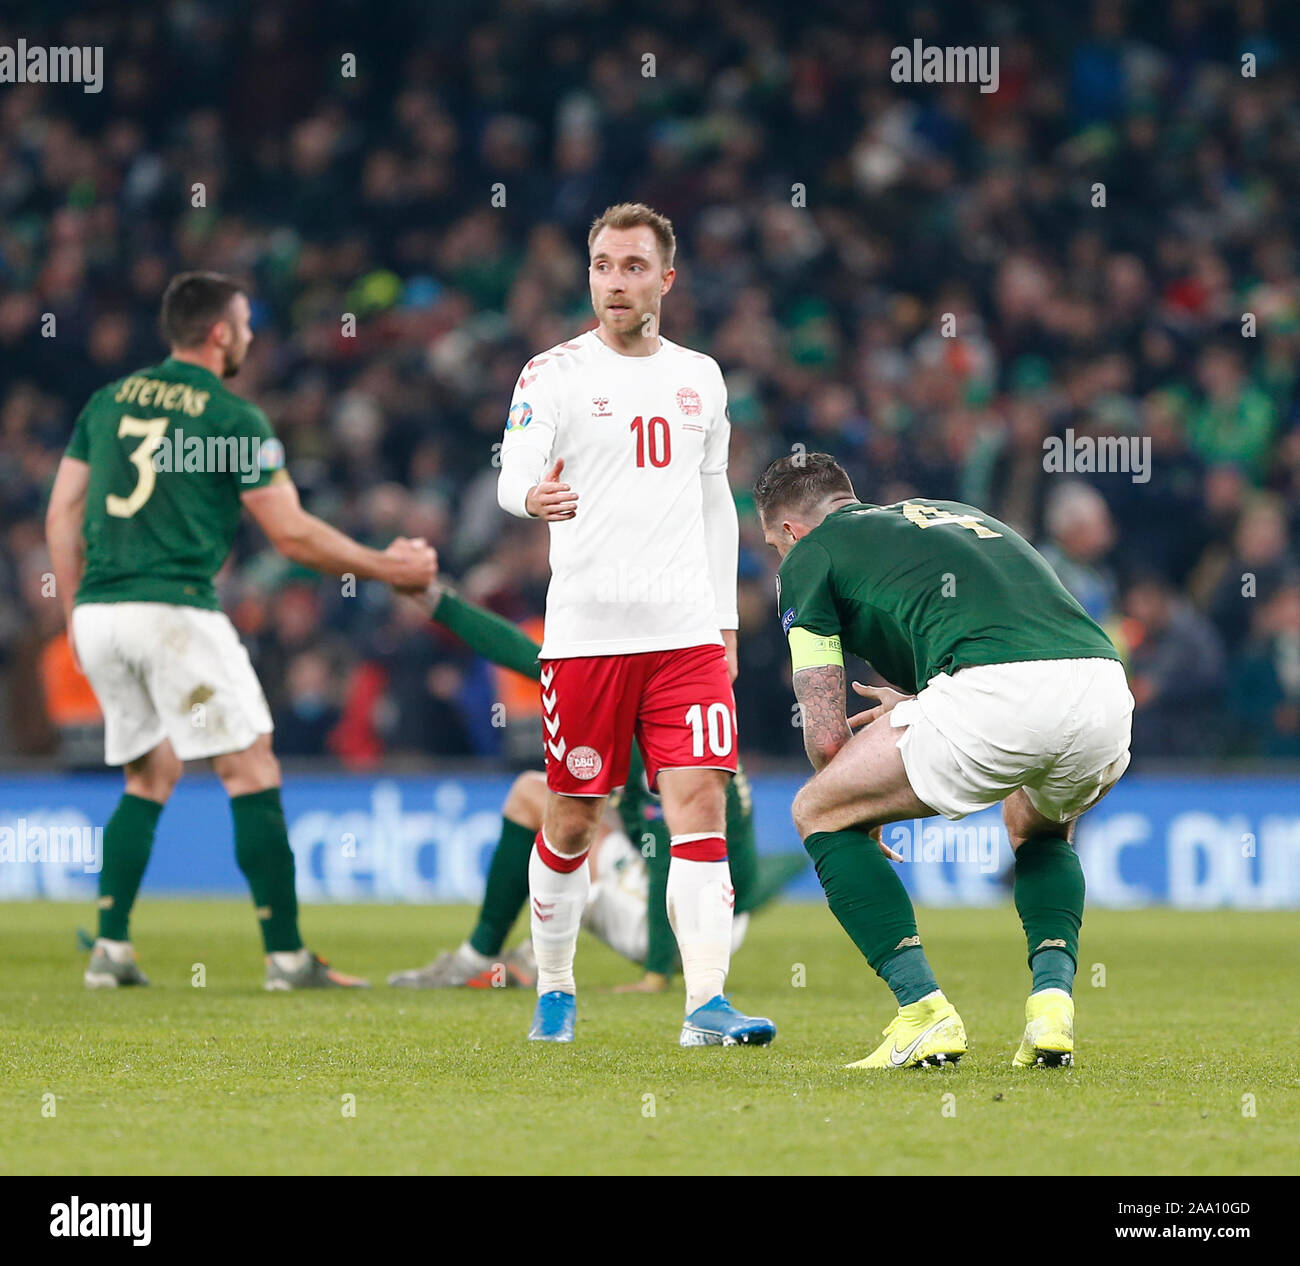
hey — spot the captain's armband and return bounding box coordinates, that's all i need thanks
[788,626,843,673]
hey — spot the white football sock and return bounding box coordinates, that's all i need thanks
[269,948,310,972]
[95,938,134,963]
[529,832,590,996]
[455,940,494,969]
[667,844,734,1014]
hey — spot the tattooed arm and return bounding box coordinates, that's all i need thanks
[793,662,852,772]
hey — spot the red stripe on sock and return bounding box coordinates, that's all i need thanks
[535,832,588,873]
[670,835,728,862]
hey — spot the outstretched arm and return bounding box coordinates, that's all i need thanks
[242,480,435,589]
[430,586,543,680]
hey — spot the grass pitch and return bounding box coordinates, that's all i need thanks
[1,900,1296,1176]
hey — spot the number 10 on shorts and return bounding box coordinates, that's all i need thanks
[685,702,734,757]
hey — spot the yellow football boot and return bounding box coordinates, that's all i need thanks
[1012,988,1075,1067]
[846,991,967,1069]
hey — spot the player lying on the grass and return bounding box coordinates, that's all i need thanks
[389,771,736,988]
[44,271,436,991]
[756,454,1134,1069]
[387,581,807,989]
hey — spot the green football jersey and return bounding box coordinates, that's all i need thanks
[776,499,1119,694]
[65,358,287,610]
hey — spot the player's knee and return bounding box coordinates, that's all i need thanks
[504,770,546,830]
[1002,791,1073,852]
[791,786,820,839]
[546,818,596,855]
[1010,820,1074,853]
[160,748,184,792]
[213,736,280,796]
[126,748,182,801]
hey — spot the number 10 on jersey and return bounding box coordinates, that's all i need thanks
[631,415,671,468]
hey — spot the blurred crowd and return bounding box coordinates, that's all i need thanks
[2,0,1299,767]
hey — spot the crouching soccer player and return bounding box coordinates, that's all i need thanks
[387,581,806,989]
[755,454,1133,1069]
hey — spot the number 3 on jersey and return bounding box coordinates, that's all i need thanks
[107,414,170,518]
[630,415,671,468]
[685,702,733,757]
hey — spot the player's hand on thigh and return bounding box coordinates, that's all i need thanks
[848,682,912,729]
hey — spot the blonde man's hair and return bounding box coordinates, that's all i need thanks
[588,202,676,271]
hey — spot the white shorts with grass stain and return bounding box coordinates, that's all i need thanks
[73,601,273,766]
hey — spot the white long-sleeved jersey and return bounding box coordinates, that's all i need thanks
[497,329,739,658]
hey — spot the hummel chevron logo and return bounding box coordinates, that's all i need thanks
[541,690,558,712]
[540,666,554,687]
[532,898,555,923]
[547,739,566,760]
[723,884,735,909]
[543,714,561,736]
[889,1017,948,1066]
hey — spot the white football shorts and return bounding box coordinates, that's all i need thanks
[889,657,1133,822]
[72,601,274,766]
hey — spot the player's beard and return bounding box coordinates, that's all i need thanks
[221,345,245,378]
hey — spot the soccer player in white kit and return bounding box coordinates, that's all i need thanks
[496,203,775,1045]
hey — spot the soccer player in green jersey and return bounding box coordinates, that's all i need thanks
[754,454,1134,1069]
[386,578,806,990]
[44,272,437,990]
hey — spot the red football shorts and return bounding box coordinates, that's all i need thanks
[540,643,738,796]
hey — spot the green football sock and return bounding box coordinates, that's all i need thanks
[469,817,536,957]
[805,828,939,1006]
[231,788,302,953]
[642,821,676,978]
[1014,836,1084,997]
[724,769,759,912]
[97,793,164,941]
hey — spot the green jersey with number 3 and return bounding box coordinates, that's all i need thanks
[776,499,1119,694]
[65,358,286,610]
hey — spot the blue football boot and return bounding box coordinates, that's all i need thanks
[679,995,776,1047]
[528,990,576,1042]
